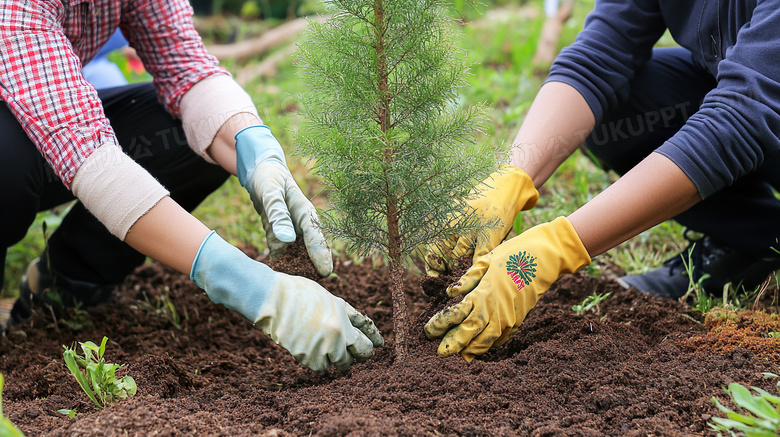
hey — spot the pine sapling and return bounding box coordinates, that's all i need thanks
[297,0,497,360]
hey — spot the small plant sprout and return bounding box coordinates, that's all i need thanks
[709,382,780,436]
[572,291,612,317]
[57,408,77,419]
[0,374,25,436]
[62,336,137,409]
[296,0,496,359]
[679,242,715,310]
[142,287,185,331]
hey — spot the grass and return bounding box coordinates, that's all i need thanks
[3,0,690,299]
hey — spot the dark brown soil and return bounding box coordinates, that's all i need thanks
[1,245,778,436]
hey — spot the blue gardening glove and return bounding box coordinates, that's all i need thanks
[191,231,384,372]
[236,125,333,276]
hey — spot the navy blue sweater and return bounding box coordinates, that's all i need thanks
[547,0,780,198]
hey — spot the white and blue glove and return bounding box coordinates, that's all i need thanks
[236,125,333,276]
[191,231,384,372]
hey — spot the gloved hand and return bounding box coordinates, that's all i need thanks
[191,231,384,372]
[235,125,333,276]
[425,165,539,276]
[424,217,590,362]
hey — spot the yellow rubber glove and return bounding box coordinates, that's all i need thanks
[425,165,539,276]
[424,217,590,362]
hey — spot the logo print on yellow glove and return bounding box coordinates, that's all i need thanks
[506,251,537,290]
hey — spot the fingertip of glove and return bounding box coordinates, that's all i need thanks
[315,261,334,277]
[436,341,458,358]
[275,227,297,243]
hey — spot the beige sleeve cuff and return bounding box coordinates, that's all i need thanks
[180,74,262,163]
[71,144,170,240]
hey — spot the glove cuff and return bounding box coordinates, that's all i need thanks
[235,125,287,188]
[190,230,277,320]
[549,216,592,274]
[497,164,540,212]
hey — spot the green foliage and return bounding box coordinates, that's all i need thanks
[296,0,498,264]
[0,374,25,437]
[710,382,780,436]
[62,337,137,409]
[572,291,612,316]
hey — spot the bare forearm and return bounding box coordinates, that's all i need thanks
[124,197,212,274]
[206,113,261,175]
[510,81,595,187]
[568,153,701,257]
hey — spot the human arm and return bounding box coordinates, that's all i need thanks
[125,196,383,372]
[121,0,332,274]
[426,0,666,274]
[425,153,700,361]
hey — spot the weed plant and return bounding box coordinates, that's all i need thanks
[710,380,780,436]
[62,336,136,409]
[572,291,611,316]
[141,287,186,331]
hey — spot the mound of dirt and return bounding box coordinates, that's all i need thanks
[1,246,778,436]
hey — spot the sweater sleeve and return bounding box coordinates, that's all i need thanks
[545,0,666,123]
[655,1,780,198]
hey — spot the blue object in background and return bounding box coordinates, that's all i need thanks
[82,29,130,89]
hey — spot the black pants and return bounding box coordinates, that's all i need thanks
[0,83,230,291]
[584,47,780,258]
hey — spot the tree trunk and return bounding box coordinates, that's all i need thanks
[374,0,408,360]
[388,258,408,361]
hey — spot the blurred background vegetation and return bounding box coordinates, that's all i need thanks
[2,0,688,298]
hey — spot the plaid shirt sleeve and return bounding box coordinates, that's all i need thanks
[0,1,120,188]
[120,0,230,118]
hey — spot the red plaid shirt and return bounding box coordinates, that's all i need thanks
[0,0,228,188]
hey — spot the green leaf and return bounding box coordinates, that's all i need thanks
[121,377,137,396]
[752,387,780,406]
[729,383,757,407]
[98,337,108,359]
[88,367,102,404]
[0,417,25,437]
[63,350,102,408]
[724,409,760,426]
[57,409,76,419]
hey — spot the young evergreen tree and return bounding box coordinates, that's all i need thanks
[296,0,497,360]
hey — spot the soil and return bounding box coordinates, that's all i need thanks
[1,244,778,436]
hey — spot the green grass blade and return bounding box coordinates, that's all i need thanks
[63,350,101,408]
